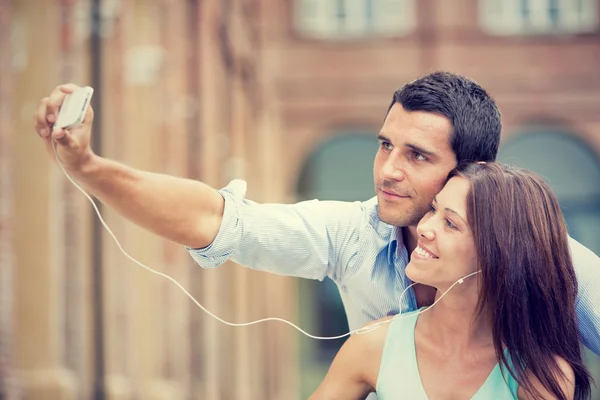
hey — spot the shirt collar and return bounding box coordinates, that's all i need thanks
[387,226,406,266]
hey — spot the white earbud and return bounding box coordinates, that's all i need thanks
[458,270,481,284]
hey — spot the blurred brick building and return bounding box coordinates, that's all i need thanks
[1,0,599,399]
[3,0,295,399]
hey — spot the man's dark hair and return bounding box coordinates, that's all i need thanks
[387,72,502,162]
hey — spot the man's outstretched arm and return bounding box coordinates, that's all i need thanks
[34,84,371,283]
[33,83,223,249]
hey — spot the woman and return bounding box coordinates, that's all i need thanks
[310,163,592,400]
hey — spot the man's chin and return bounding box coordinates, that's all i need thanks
[378,209,408,227]
[378,207,425,227]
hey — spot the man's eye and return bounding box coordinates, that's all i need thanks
[413,152,426,161]
[380,142,393,150]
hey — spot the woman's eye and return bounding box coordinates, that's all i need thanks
[445,219,458,230]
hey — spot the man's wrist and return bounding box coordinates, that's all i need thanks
[67,150,100,177]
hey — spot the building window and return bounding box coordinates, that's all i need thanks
[479,0,599,35]
[294,0,415,40]
[497,129,600,255]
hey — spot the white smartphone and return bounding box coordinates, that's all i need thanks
[54,86,94,129]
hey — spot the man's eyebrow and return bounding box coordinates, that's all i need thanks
[377,134,391,142]
[377,134,438,158]
[432,196,467,224]
[406,143,436,158]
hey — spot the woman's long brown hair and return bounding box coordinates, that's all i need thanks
[448,162,591,400]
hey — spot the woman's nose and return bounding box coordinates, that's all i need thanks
[417,218,436,241]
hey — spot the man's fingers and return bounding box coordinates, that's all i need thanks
[59,83,79,94]
[82,104,94,124]
[52,127,72,145]
[34,84,87,146]
[46,83,80,121]
[46,88,68,119]
[35,98,51,137]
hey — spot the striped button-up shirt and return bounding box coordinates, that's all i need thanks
[188,180,600,355]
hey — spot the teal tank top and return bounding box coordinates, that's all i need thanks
[376,309,519,399]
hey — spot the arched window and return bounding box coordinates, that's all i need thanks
[498,129,600,254]
[296,132,377,396]
[497,128,600,390]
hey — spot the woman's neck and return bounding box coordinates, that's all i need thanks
[417,288,494,353]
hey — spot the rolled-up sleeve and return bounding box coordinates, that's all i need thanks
[187,179,371,283]
[186,180,247,268]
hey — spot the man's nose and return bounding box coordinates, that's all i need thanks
[380,154,406,182]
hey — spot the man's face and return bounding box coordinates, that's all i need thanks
[374,103,457,227]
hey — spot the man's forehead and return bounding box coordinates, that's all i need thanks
[382,110,452,146]
[384,103,452,131]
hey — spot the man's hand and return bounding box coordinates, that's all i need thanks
[33,83,95,170]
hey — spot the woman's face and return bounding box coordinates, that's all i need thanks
[405,176,479,289]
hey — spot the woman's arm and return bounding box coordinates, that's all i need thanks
[309,335,373,400]
[309,318,390,400]
[518,356,575,400]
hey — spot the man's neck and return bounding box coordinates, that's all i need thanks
[401,225,437,307]
[402,225,419,256]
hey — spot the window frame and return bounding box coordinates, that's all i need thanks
[292,0,417,41]
[478,0,599,36]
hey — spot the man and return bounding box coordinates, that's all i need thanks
[34,72,600,355]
